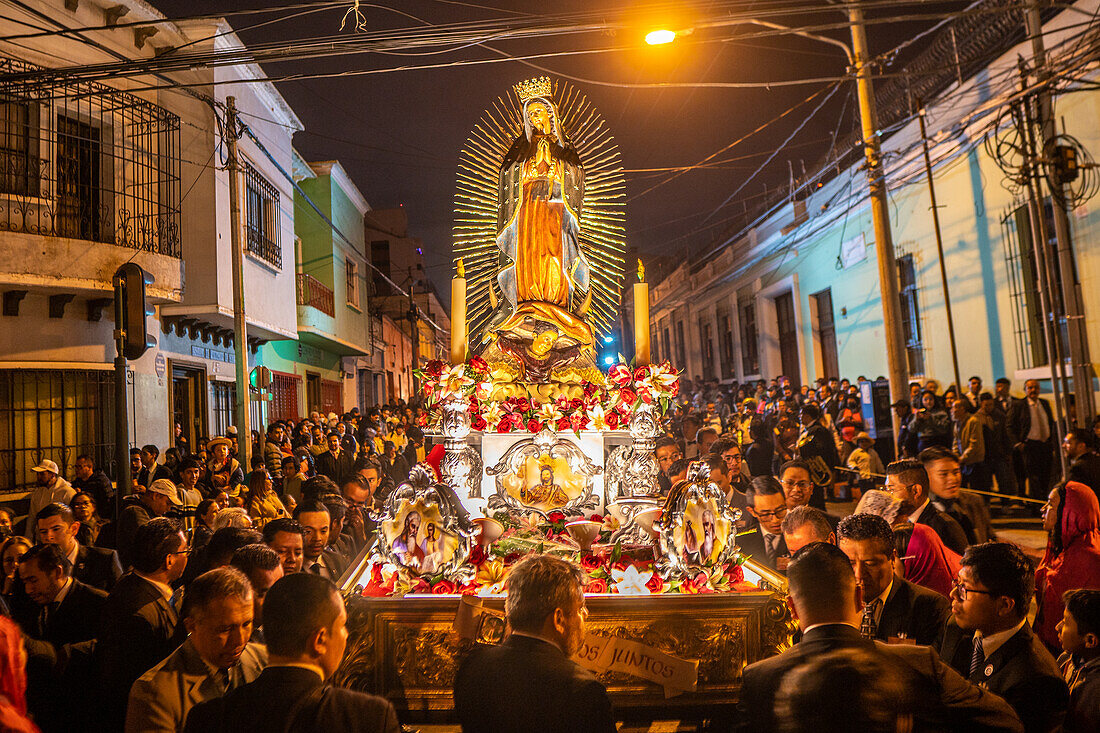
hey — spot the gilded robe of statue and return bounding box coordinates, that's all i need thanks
[486,96,593,352]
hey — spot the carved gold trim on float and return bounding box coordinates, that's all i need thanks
[335,559,795,724]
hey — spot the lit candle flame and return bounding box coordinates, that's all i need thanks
[637,258,645,283]
[457,258,465,278]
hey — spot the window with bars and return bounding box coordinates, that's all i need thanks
[245,163,281,268]
[897,254,925,376]
[0,56,181,255]
[211,381,236,438]
[1000,201,1065,369]
[269,372,300,423]
[739,300,760,376]
[661,327,671,366]
[346,258,360,308]
[0,101,40,197]
[699,319,715,381]
[0,370,115,496]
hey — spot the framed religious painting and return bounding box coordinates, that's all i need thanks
[485,428,601,518]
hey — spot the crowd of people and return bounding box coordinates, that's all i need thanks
[0,372,1098,731]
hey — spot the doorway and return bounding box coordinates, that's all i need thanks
[774,291,801,388]
[170,365,207,452]
[811,288,840,380]
[306,372,322,416]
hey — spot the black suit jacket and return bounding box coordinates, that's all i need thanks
[454,634,616,733]
[737,624,1023,733]
[939,620,1068,733]
[96,571,182,729]
[876,575,950,645]
[1008,397,1056,446]
[315,450,354,483]
[137,463,173,489]
[737,527,788,572]
[18,579,107,647]
[184,666,400,733]
[915,502,970,555]
[72,543,123,593]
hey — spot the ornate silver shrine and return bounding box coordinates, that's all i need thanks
[655,461,741,579]
[485,428,601,518]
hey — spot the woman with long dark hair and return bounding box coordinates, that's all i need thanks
[244,469,288,528]
[1035,481,1100,651]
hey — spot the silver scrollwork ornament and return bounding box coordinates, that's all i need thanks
[485,428,601,519]
[654,460,742,580]
[440,396,483,499]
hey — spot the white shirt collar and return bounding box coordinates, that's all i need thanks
[801,621,860,635]
[978,618,1027,659]
[908,498,931,522]
[53,576,74,606]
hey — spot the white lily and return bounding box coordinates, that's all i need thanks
[536,401,562,423]
[610,565,653,595]
[482,401,504,429]
[586,403,609,431]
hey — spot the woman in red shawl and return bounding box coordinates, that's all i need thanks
[892,521,961,598]
[0,616,39,733]
[1035,481,1100,652]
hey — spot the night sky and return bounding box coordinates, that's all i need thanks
[148,1,969,294]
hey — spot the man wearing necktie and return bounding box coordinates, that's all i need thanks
[938,542,1068,732]
[295,500,347,583]
[126,567,267,733]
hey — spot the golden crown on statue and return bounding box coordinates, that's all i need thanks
[514,76,552,103]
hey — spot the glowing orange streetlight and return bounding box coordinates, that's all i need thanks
[645,29,676,45]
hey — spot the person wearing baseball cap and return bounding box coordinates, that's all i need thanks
[27,459,75,536]
[116,478,183,569]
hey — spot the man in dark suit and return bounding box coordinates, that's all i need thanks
[71,453,115,519]
[779,460,842,530]
[314,433,354,483]
[454,554,616,733]
[295,500,348,582]
[35,501,122,592]
[836,513,949,645]
[781,506,835,554]
[740,476,790,572]
[1008,379,1057,504]
[403,425,427,468]
[737,542,1022,733]
[885,458,970,554]
[137,444,173,490]
[97,518,190,730]
[17,543,107,732]
[796,403,841,508]
[184,573,399,733]
[939,542,1069,732]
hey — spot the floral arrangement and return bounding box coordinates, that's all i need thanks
[359,510,759,598]
[416,357,681,433]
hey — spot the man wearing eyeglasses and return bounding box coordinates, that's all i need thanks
[939,542,1068,733]
[779,460,841,533]
[739,476,790,572]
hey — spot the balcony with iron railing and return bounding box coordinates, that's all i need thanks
[296,272,335,317]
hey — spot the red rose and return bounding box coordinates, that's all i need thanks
[468,544,487,566]
[458,582,480,596]
[471,415,487,431]
[607,363,633,387]
[605,411,620,430]
[569,398,584,410]
[584,578,609,594]
[425,360,445,378]
[645,573,665,594]
[468,355,489,373]
[583,381,598,398]
[527,418,543,433]
[580,554,605,570]
[514,397,532,413]
[633,366,649,383]
[431,579,457,594]
[497,419,514,434]
[409,578,431,594]
[611,560,630,572]
[686,572,714,594]
[569,414,585,431]
[556,416,572,431]
[589,514,603,523]
[619,387,637,405]
[547,511,566,524]
[503,552,524,564]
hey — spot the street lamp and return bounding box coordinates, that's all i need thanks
[645,29,677,45]
[647,4,911,448]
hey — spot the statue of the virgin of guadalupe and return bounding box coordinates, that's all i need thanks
[484,77,595,356]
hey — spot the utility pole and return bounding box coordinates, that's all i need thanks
[848,2,909,440]
[917,105,962,396]
[1025,3,1094,426]
[226,96,252,472]
[112,279,129,527]
[408,280,421,395]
